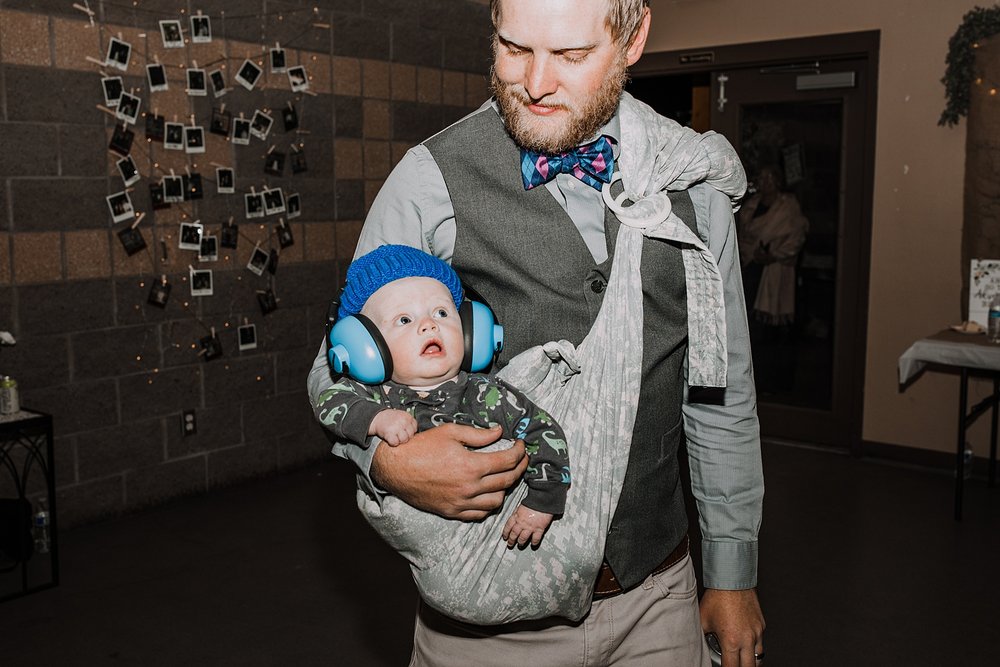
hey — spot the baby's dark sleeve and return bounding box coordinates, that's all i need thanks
[314,376,388,445]
[492,380,570,515]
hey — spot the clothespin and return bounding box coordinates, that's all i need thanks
[73,1,96,27]
[131,212,146,229]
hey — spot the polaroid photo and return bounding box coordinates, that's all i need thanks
[186,68,207,96]
[209,69,227,98]
[146,64,168,92]
[282,105,299,132]
[267,248,279,275]
[269,47,286,73]
[232,118,251,145]
[190,15,212,43]
[183,172,204,200]
[178,222,204,250]
[102,76,124,107]
[145,114,165,142]
[238,324,258,351]
[220,221,238,249]
[249,110,273,141]
[263,188,285,215]
[216,167,235,194]
[244,192,265,219]
[209,108,231,137]
[149,182,169,210]
[109,123,135,157]
[246,246,270,276]
[199,333,223,360]
[116,92,141,125]
[264,151,285,176]
[257,288,278,315]
[291,151,308,175]
[287,66,308,93]
[164,122,185,150]
[116,155,141,187]
[235,59,263,91]
[117,226,147,257]
[163,175,185,203]
[106,191,134,223]
[147,279,171,308]
[198,235,218,262]
[184,125,206,154]
[285,192,301,219]
[160,20,184,49]
[277,222,294,249]
[106,37,131,71]
[190,268,214,298]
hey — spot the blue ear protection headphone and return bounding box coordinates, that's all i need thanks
[325,288,504,385]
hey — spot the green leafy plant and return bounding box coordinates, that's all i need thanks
[940,5,1000,126]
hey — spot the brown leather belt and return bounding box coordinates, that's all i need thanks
[593,535,689,600]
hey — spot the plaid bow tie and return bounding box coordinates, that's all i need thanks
[520,135,615,191]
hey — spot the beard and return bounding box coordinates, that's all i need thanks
[491,54,628,154]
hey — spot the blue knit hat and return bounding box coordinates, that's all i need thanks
[338,245,464,319]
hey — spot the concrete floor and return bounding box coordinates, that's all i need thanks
[1,441,998,666]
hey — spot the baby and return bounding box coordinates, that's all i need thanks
[320,245,571,547]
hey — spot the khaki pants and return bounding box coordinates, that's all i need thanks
[410,553,710,667]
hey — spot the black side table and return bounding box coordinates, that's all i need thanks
[0,409,58,601]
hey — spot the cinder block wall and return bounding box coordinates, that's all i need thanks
[0,0,491,527]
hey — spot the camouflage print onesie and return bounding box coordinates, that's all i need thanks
[318,371,570,516]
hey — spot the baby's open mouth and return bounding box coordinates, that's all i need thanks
[421,340,443,355]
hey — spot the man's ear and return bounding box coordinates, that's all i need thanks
[625,7,651,67]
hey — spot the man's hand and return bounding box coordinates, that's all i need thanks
[370,423,528,520]
[701,588,766,667]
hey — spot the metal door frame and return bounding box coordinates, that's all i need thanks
[631,31,879,455]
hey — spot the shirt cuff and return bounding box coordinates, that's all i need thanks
[701,539,758,590]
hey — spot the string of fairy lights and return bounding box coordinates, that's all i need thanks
[80,1,331,383]
[970,40,1000,99]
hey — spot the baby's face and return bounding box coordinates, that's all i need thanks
[362,277,464,388]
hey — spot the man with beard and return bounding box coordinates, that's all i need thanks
[307,0,765,664]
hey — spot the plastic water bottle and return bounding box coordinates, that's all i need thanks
[33,497,50,554]
[989,295,1000,343]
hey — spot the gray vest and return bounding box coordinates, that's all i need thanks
[426,109,695,589]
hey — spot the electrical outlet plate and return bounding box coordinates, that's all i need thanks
[182,410,197,436]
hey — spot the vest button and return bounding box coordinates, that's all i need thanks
[590,279,606,294]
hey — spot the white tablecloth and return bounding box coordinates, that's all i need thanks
[898,330,1000,384]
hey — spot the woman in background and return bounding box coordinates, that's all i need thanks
[738,164,809,394]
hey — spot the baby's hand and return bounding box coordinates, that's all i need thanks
[369,409,417,446]
[501,504,554,548]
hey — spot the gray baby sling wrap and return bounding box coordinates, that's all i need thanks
[356,93,745,625]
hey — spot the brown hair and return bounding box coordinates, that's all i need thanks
[490,0,649,48]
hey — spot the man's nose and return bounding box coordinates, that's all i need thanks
[524,54,557,101]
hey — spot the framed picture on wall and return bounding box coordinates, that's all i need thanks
[105,37,131,71]
[146,64,168,92]
[235,59,263,91]
[102,76,124,107]
[159,20,184,49]
[190,15,212,43]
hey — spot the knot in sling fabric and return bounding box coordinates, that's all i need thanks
[355,93,746,625]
